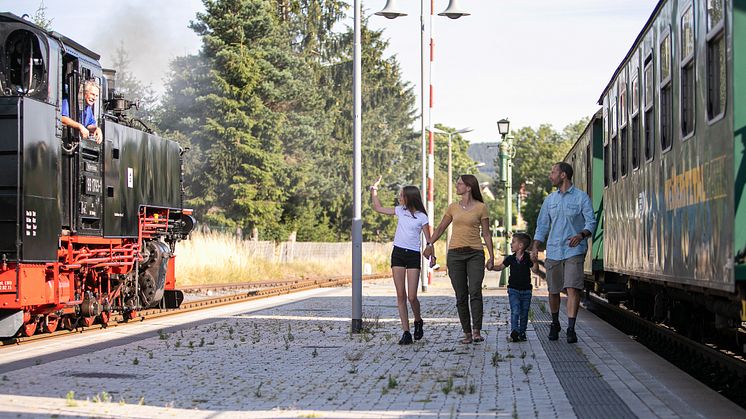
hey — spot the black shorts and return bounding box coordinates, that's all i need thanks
[391,246,421,269]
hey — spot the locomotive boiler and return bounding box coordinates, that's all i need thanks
[0,13,193,337]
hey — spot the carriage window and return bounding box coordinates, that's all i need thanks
[631,71,640,169]
[681,6,695,138]
[644,54,654,161]
[604,144,609,187]
[707,0,724,31]
[660,32,673,151]
[585,144,592,197]
[619,76,628,176]
[610,96,618,137]
[611,135,618,182]
[3,29,47,99]
[707,0,726,121]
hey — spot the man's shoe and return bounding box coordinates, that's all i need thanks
[548,323,561,341]
[566,328,578,343]
[518,332,527,342]
[413,319,424,340]
[510,330,520,342]
[398,331,413,345]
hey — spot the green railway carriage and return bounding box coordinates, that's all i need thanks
[563,112,605,279]
[577,0,746,330]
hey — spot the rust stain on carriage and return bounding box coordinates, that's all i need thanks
[664,155,728,211]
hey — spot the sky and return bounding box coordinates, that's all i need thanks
[4,0,657,143]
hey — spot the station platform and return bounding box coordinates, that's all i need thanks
[0,271,743,418]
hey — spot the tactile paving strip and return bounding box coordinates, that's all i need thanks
[533,305,637,419]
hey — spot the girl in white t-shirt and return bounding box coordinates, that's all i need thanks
[370,176,434,345]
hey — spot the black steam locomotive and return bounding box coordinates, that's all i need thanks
[0,13,193,337]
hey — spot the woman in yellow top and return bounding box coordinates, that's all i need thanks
[424,174,495,343]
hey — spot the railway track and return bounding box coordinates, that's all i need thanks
[1,273,389,347]
[585,294,746,408]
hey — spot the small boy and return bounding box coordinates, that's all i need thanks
[491,232,539,342]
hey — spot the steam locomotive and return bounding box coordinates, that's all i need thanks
[565,0,745,343]
[0,13,193,337]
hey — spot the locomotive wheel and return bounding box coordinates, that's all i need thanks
[123,310,138,322]
[82,316,96,327]
[44,316,59,333]
[21,321,38,337]
[61,317,74,331]
[99,311,110,327]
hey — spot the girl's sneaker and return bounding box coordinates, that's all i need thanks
[413,319,424,340]
[398,331,413,345]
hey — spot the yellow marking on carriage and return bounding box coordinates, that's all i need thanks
[664,155,727,211]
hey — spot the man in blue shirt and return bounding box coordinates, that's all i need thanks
[61,79,102,143]
[530,162,595,343]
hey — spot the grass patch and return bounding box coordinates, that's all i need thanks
[176,232,391,285]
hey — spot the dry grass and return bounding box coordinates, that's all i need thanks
[174,231,391,285]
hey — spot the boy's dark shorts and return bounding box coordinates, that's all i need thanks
[391,246,421,269]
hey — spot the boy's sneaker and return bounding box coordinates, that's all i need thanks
[548,323,561,341]
[398,331,413,345]
[566,328,578,344]
[413,319,424,340]
[510,330,520,342]
[518,332,527,341]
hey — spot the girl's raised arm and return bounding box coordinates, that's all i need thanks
[370,176,395,215]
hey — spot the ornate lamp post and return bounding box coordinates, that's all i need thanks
[496,118,513,287]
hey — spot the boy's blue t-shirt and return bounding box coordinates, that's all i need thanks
[502,253,533,291]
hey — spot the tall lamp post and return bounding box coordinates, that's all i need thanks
[497,118,513,287]
[431,126,473,250]
[375,0,470,292]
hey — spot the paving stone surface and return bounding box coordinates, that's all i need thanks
[0,271,742,418]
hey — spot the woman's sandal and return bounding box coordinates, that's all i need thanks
[460,334,473,344]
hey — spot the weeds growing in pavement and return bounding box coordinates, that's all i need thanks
[539,303,547,313]
[441,377,454,395]
[491,353,503,366]
[521,364,533,375]
[254,382,263,398]
[174,340,181,348]
[283,336,290,350]
[520,351,526,359]
[345,350,363,362]
[189,341,194,349]
[312,348,318,358]
[528,308,535,321]
[147,351,153,359]
[1,375,8,381]
[133,357,139,365]
[228,326,234,340]
[287,325,294,342]
[505,353,515,359]
[65,391,77,407]
[92,391,111,403]
[381,386,389,395]
[387,375,398,389]
[469,383,476,394]
[199,337,205,347]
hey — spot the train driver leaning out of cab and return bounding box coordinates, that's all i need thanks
[61,79,102,144]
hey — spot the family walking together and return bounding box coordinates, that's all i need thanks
[370,161,594,346]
